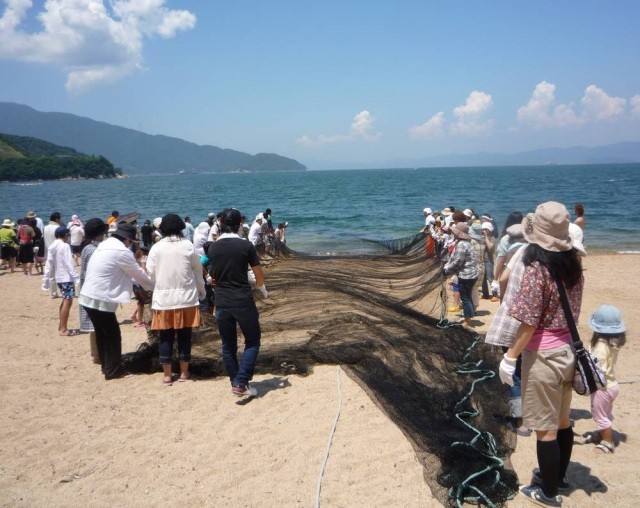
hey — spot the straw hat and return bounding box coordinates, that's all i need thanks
[26,211,36,219]
[440,207,453,216]
[522,201,572,252]
[2,219,15,227]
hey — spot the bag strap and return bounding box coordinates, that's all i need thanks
[550,271,583,349]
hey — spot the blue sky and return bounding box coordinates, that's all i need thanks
[1,0,639,168]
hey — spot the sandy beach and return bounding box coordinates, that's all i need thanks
[0,253,637,507]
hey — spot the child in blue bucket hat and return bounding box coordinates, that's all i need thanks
[583,305,626,453]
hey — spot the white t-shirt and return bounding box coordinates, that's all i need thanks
[248,221,262,245]
[69,225,85,246]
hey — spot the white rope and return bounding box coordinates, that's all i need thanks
[314,365,343,508]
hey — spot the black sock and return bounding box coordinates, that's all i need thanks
[536,440,559,497]
[557,426,574,479]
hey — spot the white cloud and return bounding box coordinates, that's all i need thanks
[632,95,640,117]
[517,81,630,129]
[408,112,445,140]
[451,91,495,135]
[297,110,381,147]
[516,81,583,128]
[0,0,196,93]
[581,85,626,120]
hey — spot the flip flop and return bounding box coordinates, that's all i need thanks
[178,374,191,382]
[163,376,174,386]
[59,329,80,336]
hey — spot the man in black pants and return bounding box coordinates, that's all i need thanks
[79,223,153,379]
[207,209,268,397]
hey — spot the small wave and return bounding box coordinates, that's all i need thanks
[617,250,640,254]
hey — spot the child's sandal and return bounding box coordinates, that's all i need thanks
[595,440,614,453]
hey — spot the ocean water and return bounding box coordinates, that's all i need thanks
[2,163,639,254]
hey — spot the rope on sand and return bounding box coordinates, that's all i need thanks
[314,365,343,508]
[447,335,515,507]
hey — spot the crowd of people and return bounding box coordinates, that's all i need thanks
[1,207,283,397]
[2,201,629,506]
[422,201,626,507]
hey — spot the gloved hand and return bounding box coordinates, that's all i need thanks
[499,354,517,386]
[41,277,50,292]
[257,284,268,299]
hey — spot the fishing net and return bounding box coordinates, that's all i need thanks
[123,233,518,506]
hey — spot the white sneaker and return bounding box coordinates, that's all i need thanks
[232,384,258,397]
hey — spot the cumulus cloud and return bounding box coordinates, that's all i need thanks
[408,112,445,140]
[632,95,640,117]
[517,81,629,129]
[581,85,626,120]
[408,91,494,140]
[450,91,495,135]
[297,110,381,147]
[516,81,582,128]
[0,0,196,93]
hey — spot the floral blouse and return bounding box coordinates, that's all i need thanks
[508,260,584,329]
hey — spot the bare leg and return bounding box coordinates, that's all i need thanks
[162,364,173,384]
[59,298,73,334]
[179,360,190,381]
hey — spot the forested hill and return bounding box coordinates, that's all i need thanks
[0,102,307,174]
[0,133,121,182]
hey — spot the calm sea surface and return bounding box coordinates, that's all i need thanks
[2,164,639,254]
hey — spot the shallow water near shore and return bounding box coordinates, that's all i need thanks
[2,163,639,253]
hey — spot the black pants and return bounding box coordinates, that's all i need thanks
[82,306,124,379]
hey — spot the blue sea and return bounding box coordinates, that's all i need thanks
[2,164,639,254]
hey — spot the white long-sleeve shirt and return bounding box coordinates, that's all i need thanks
[79,237,153,305]
[146,235,206,310]
[44,239,79,283]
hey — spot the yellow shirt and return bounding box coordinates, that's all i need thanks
[591,339,619,388]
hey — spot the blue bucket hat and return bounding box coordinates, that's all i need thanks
[589,305,625,334]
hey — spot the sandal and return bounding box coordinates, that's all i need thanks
[595,441,614,453]
[59,329,80,336]
[178,373,191,382]
[163,376,174,386]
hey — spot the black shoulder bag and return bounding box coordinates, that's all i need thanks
[552,272,606,395]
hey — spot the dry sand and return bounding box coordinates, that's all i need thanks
[0,253,637,507]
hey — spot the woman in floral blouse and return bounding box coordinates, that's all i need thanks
[499,201,584,507]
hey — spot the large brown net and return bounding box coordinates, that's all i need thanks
[123,233,518,506]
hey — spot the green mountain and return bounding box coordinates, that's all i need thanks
[0,102,307,174]
[0,133,121,182]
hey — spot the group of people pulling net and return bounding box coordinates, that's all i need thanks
[124,231,518,507]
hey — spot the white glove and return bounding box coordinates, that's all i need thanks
[257,284,268,299]
[499,354,517,386]
[41,278,50,292]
